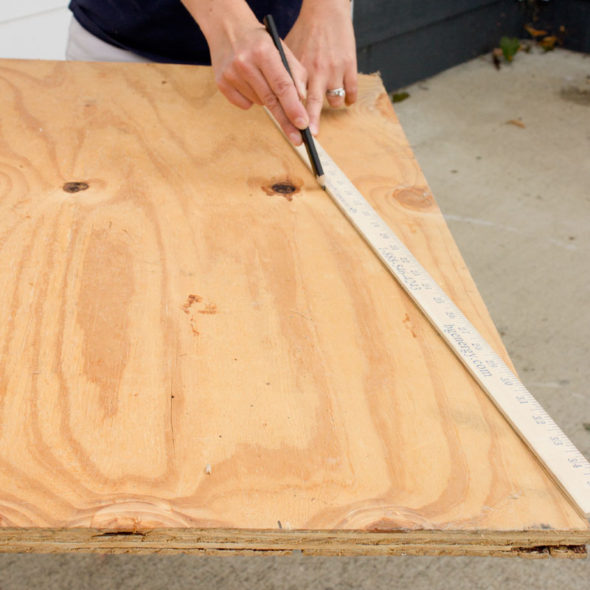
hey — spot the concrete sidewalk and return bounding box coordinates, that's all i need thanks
[1,48,589,590]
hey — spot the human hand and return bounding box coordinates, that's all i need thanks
[211,25,310,144]
[183,1,310,145]
[285,0,357,135]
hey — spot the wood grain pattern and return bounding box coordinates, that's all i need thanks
[0,59,588,556]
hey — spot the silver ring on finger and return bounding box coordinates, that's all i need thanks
[326,87,346,98]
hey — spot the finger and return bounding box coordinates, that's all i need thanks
[259,50,309,130]
[249,66,303,144]
[305,78,326,136]
[343,62,358,106]
[241,63,303,144]
[217,77,254,110]
[325,80,346,109]
[267,99,303,145]
[223,68,261,105]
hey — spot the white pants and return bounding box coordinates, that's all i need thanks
[66,17,151,62]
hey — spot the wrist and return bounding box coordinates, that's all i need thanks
[299,0,352,19]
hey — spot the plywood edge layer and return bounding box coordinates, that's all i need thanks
[0,528,587,558]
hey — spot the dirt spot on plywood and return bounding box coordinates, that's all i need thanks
[182,294,217,334]
[182,294,202,314]
[403,313,418,338]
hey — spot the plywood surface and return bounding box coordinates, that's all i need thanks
[0,59,588,556]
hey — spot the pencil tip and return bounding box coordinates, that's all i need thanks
[317,174,326,190]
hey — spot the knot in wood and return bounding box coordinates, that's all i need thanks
[271,182,297,195]
[63,181,90,193]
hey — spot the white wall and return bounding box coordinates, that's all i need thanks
[0,1,70,59]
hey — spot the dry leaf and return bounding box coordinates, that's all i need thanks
[539,36,558,51]
[506,119,526,128]
[391,91,410,103]
[525,24,548,38]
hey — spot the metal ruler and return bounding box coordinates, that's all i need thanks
[270,112,590,518]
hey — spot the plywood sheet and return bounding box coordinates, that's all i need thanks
[0,59,588,556]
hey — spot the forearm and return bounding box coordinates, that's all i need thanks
[180,0,260,46]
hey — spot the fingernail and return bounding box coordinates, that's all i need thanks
[289,131,302,145]
[295,117,308,130]
[310,122,319,136]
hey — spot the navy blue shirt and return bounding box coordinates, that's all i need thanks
[69,1,303,64]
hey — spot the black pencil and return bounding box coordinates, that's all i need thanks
[263,14,325,189]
